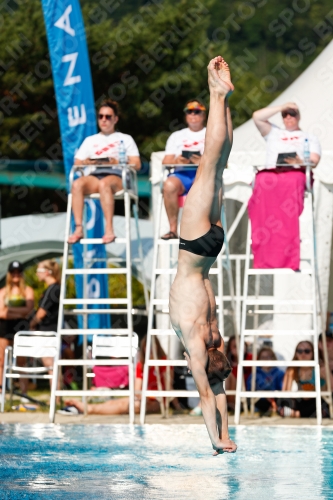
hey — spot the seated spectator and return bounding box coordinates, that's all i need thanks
[0,261,34,395]
[225,335,252,411]
[319,331,333,375]
[61,336,167,415]
[68,99,141,244]
[29,260,61,396]
[250,103,321,270]
[278,341,332,418]
[161,99,206,240]
[246,346,284,416]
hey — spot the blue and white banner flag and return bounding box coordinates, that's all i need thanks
[41,0,110,330]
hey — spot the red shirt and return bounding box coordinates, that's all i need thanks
[136,359,167,391]
[232,353,253,381]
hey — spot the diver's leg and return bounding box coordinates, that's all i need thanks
[180,57,233,240]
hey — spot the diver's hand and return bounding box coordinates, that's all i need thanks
[212,438,237,455]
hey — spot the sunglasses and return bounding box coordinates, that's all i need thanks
[185,109,203,115]
[98,114,114,120]
[296,348,312,354]
[36,268,49,273]
[282,110,298,118]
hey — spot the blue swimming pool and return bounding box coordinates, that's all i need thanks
[0,424,332,499]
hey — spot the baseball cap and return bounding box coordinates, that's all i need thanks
[184,100,207,112]
[8,261,24,273]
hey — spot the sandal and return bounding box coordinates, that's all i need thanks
[68,225,83,244]
[161,231,178,240]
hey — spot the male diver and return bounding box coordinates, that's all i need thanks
[169,56,237,455]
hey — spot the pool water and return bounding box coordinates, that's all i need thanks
[0,424,332,499]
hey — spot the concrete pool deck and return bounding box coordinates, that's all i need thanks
[1,412,333,426]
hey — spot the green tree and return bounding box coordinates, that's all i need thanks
[0,0,332,157]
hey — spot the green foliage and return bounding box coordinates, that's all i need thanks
[23,264,47,309]
[0,0,332,161]
[108,266,146,307]
[23,260,145,308]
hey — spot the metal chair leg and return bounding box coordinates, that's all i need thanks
[1,347,9,412]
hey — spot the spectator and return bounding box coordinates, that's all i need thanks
[30,259,60,333]
[250,103,321,270]
[61,336,167,415]
[224,335,252,411]
[29,259,61,395]
[253,103,321,169]
[161,99,207,239]
[246,346,284,415]
[318,332,333,375]
[68,99,141,244]
[278,341,332,418]
[0,261,34,394]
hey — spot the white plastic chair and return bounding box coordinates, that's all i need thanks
[87,333,139,418]
[92,333,139,360]
[1,331,58,421]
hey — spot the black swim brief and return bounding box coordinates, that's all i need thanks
[179,224,224,258]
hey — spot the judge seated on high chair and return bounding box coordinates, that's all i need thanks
[161,99,207,240]
[68,99,141,245]
[250,102,321,270]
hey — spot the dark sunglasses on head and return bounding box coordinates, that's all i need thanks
[185,109,203,115]
[282,110,298,118]
[296,348,312,354]
[98,114,114,120]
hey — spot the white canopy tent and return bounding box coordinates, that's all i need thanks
[0,214,154,284]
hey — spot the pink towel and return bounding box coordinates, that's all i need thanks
[248,170,306,270]
[92,365,129,388]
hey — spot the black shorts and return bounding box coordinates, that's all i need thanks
[89,171,122,180]
[0,319,30,341]
[89,170,131,189]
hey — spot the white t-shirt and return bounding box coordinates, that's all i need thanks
[75,131,139,175]
[164,127,206,158]
[263,124,321,169]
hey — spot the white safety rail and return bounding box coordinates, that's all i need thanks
[50,164,148,424]
[140,165,239,423]
[234,165,333,425]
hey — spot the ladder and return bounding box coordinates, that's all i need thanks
[50,164,148,424]
[234,166,333,425]
[140,165,239,423]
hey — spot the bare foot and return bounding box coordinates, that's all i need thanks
[207,56,234,97]
[102,233,116,244]
[68,225,83,244]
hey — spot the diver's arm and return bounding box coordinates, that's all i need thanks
[212,383,230,440]
[190,350,234,452]
[213,385,237,453]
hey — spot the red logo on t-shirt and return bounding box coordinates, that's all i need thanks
[183,140,203,149]
[95,141,119,156]
[281,135,300,141]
